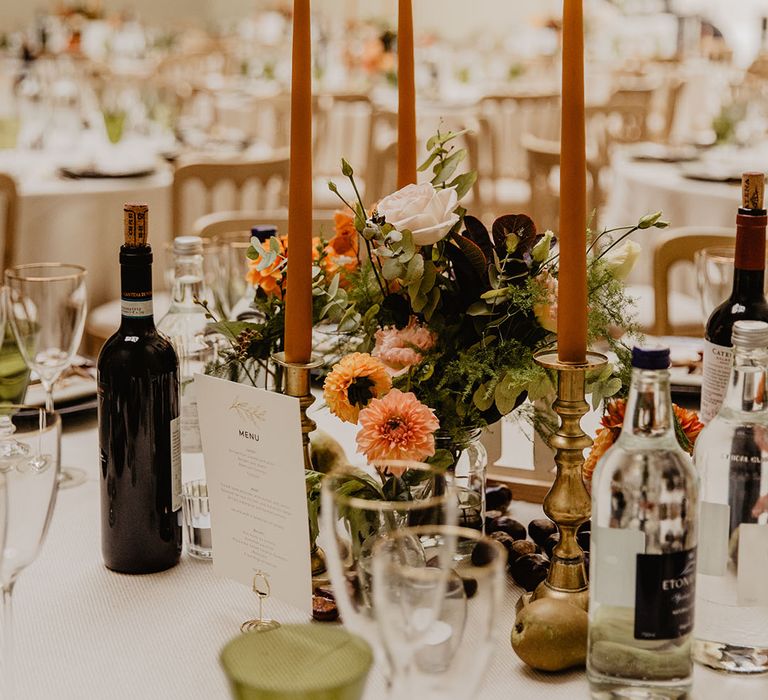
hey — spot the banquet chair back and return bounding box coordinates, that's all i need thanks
[602,87,654,145]
[0,173,18,271]
[523,135,602,234]
[193,210,335,240]
[478,93,560,180]
[652,230,734,336]
[314,93,374,202]
[172,158,290,236]
[471,93,559,220]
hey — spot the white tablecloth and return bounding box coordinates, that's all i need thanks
[13,407,765,700]
[602,150,743,288]
[0,139,173,310]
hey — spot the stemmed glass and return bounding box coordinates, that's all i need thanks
[0,406,59,699]
[371,525,506,699]
[321,460,457,676]
[5,264,87,487]
[694,246,734,321]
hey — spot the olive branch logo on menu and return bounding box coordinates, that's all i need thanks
[229,398,267,426]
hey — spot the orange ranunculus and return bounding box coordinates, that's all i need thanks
[321,212,360,283]
[330,212,359,255]
[582,398,704,487]
[246,236,285,299]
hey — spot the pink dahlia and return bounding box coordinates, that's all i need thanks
[356,389,439,462]
[372,319,437,376]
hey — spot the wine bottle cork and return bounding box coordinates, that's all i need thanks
[741,172,764,211]
[123,203,149,247]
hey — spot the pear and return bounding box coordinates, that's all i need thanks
[511,598,588,672]
[309,430,349,473]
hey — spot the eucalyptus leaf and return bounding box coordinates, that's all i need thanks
[404,253,424,284]
[449,171,478,199]
[382,257,404,281]
[432,150,466,186]
[327,273,340,299]
[424,287,440,321]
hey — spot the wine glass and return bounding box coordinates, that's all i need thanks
[215,234,254,319]
[321,461,457,674]
[694,246,734,320]
[5,264,86,487]
[0,406,59,699]
[371,525,506,699]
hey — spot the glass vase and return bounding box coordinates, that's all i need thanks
[435,428,488,535]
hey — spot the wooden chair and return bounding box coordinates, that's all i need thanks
[472,92,560,220]
[313,93,375,207]
[651,230,734,336]
[193,210,335,240]
[0,173,18,272]
[172,157,290,236]
[523,135,602,234]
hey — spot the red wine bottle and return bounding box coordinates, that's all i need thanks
[98,203,182,573]
[701,172,768,423]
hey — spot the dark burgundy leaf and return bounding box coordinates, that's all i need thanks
[492,214,538,256]
[462,215,494,261]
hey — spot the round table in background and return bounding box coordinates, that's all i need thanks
[0,140,173,310]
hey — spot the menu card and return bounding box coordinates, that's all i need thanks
[195,374,312,615]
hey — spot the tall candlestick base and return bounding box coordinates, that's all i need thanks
[272,351,326,576]
[272,352,323,471]
[517,350,607,612]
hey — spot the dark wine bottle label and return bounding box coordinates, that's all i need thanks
[634,547,696,640]
[121,295,153,319]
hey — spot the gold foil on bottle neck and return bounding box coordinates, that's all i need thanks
[741,172,765,210]
[124,203,149,247]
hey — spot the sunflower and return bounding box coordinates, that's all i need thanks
[323,353,392,423]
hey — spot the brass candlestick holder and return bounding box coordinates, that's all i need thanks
[518,349,607,611]
[271,351,326,576]
[272,352,323,471]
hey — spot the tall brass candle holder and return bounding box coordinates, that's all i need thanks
[518,349,607,611]
[271,351,326,576]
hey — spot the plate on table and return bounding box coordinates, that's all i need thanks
[630,143,699,163]
[679,163,741,184]
[647,336,703,400]
[25,359,97,413]
[59,164,156,179]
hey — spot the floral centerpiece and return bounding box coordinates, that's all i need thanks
[206,130,668,472]
[315,131,665,468]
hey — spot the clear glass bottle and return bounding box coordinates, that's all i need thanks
[693,320,768,673]
[588,346,698,700]
[157,236,217,481]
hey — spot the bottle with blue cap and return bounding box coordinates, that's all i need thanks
[588,345,698,699]
[693,319,768,673]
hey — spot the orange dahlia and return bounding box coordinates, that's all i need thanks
[323,353,392,424]
[356,388,439,462]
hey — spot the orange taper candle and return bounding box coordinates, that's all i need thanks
[397,0,417,188]
[284,0,313,364]
[557,0,587,364]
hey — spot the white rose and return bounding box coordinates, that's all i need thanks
[377,183,460,245]
[601,240,641,281]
